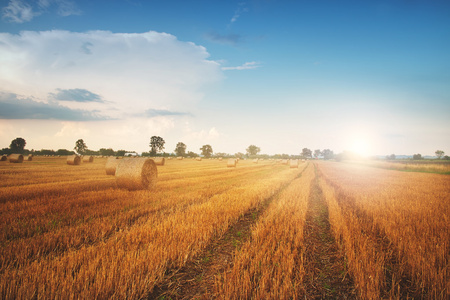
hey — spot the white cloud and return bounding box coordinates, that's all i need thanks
[1,0,79,23]
[55,121,89,137]
[222,61,261,71]
[2,0,35,23]
[182,124,221,141]
[0,30,223,119]
[230,2,248,24]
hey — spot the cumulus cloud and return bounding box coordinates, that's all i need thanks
[222,61,261,71]
[0,30,222,119]
[183,125,221,140]
[0,92,109,120]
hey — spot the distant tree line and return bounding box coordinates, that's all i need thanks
[2,136,448,161]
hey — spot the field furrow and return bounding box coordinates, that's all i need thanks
[213,163,313,299]
[149,163,309,299]
[302,165,356,298]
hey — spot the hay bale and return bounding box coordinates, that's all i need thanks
[281,159,288,165]
[67,155,81,165]
[196,157,202,161]
[218,157,223,161]
[253,159,259,163]
[83,156,94,163]
[27,154,33,161]
[167,157,172,160]
[177,157,183,160]
[227,158,236,168]
[151,157,165,166]
[290,159,299,168]
[1,155,7,161]
[115,158,157,190]
[9,154,23,163]
[105,157,120,175]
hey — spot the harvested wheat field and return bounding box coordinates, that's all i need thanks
[0,156,448,299]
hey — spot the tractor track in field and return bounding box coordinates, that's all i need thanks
[148,192,274,299]
[302,169,357,299]
[148,168,306,300]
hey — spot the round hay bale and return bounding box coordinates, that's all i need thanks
[9,154,23,163]
[177,157,183,160]
[105,157,120,175]
[115,158,157,190]
[1,155,7,161]
[281,159,288,165]
[27,154,33,161]
[67,155,81,165]
[152,157,165,166]
[290,159,299,168]
[253,159,259,163]
[196,157,202,161]
[83,156,94,163]
[227,158,236,168]
[218,157,223,161]
[167,157,172,160]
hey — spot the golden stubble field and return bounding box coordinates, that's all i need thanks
[0,156,448,299]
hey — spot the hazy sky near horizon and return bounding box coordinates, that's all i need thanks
[0,0,449,156]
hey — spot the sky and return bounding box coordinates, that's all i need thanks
[0,0,449,157]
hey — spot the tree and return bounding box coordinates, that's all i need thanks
[200,145,213,158]
[215,152,228,158]
[56,149,75,156]
[412,153,423,160]
[74,139,87,155]
[235,152,244,159]
[10,137,26,153]
[174,142,187,157]
[246,145,260,157]
[313,149,322,159]
[301,148,312,159]
[116,150,126,157]
[149,136,165,155]
[435,150,445,159]
[99,148,115,156]
[322,149,334,160]
[187,151,198,158]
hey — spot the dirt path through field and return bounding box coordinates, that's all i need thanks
[302,170,356,299]
[147,194,274,299]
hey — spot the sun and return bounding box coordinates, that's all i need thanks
[350,138,371,157]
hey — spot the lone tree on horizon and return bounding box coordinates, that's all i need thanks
[322,149,334,160]
[200,144,213,158]
[174,142,187,157]
[74,139,87,155]
[313,149,322,159]
[150,136,165,156]
[246,145,260,157]
[10,137,26,153]
[435,150,445,159]
[301,148,312,159]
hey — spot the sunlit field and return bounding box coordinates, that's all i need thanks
[0,157,448,299]
[360,160,450,174]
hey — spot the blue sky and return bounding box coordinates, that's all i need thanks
[0,0,449,156]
